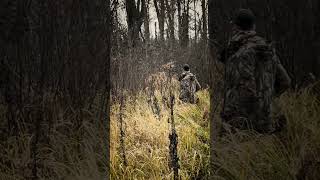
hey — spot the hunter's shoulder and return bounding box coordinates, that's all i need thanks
[179,71,192,80]
[247,36,274,55]
[183,71,194,76]
[248,34,269,47]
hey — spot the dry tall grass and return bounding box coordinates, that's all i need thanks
[111,74,320,180]
[0,93,108,180]
[110,76,210,179]
[0,76,318,180]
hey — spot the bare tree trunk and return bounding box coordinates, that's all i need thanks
[154,0,165,41]
[105,0,111,177]
[112,0,120,51]
[180,0,190,47]
[201,0,207,42]
[177,0,182,42]
[144,0,150,42]
[154,22,158,40]
[208,0,220,177]
[314,0,320,77]
[165,0,175,42]
[125,0,145,47]
[194,0,197,43]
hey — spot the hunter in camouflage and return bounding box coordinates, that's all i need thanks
[219,9,291,133]
[178,64,201,104]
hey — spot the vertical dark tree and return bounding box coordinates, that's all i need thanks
[144,0,151,42]
[193,0,197,43]
[106,0,112,177]
[125,0,145,46]
[154,0,166,41]
[207,1,218,176]
[165,0,176,42]
[180,0,190,47]
[112,0,120,50]
[313,0,320,77]
[154,22,158,40]
[201,0,207,42]
[177,0,182,41]
[0,0,20,136]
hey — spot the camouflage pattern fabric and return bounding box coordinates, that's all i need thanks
[220,30,291,133]
[178,71,201,104]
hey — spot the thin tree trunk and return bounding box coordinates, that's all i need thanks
[155,22,158,40]
[194,0,197,43]
[125,0,145,46]
[144,0,150,42]
[154,0,165,41]
[208,0,219,177]
[180,0,190,47]
[177,0,182,42]
[202,0,207,42]
[165,0,175,42]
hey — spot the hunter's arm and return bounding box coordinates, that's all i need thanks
[195,77,201,91]
[274,55,291,94]
[178,72,187,81]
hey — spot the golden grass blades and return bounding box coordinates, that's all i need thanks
[110,87,210,179]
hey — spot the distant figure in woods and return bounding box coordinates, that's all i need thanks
[219,9,291,134]
[178,64,201,104]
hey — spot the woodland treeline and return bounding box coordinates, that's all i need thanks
[111,0,210,97]
[111,0,319,96]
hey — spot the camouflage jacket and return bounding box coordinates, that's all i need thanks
[178,71,201,103]
[219,30,291,131]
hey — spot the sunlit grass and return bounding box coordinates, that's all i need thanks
[110,77,210,180]
[111,80,320,180]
